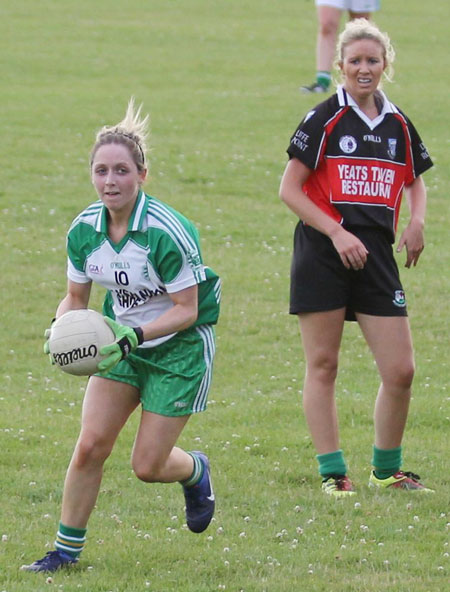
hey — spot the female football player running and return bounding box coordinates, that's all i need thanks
[23,99,221,572]
[280,19,434,497]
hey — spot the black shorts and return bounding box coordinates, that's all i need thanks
[289,224,408,321]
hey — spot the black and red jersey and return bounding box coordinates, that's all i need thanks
[287,86,433,242]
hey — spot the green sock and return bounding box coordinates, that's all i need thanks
[317,450,347,480]
[180,452,204,487]
[316,71,331,90]
[55,522,87,558]
[372,445,402,479]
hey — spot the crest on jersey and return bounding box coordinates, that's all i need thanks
[387,138,397,159]
[339,135,357,154]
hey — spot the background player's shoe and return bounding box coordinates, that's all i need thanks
[182,451,215,533]
[300,82,328,94]
[369,470,435,492]
[322,475,356,497]
[21,550,78,573]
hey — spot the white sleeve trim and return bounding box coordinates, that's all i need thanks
[67,258,90,284]
[165,274,197,293]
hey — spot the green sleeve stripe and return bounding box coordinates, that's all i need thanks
[148,202,199,257]
[148,202,206,282]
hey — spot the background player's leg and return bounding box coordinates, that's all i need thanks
[316,6,342,75]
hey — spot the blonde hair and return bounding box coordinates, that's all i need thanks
[90,98,150,172]
[335,19,395,84]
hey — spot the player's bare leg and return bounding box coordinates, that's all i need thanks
[132,412,215,532]
[131,411,192,482]
[316,6,341,75]
[301,6,341,93]
[298,308,346,454]
[61,377,140,528]
[356,314,414,449]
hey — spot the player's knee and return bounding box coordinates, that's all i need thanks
[73,434,113,468]
[384,359,415,393]
[132,456,165,483]
[396,360,415,389]
[319,18,339,38]
[308,354,339,384]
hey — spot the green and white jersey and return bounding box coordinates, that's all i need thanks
[66,191,221,348]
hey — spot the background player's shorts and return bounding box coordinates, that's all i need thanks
[290,224,407,321]
[97,325,215,416]
[315,0,380,12]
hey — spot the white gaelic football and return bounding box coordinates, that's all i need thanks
[48,309,115,376]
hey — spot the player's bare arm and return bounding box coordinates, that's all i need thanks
[140,284,198,342]
[56,280,92,318]
[397,176,427,268]
[280,157,368,270]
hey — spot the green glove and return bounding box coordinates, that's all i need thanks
[98,317,144,373]
[43,319,56,364]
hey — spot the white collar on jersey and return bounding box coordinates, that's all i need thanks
[337,85,399,131]
[94,190,149,233]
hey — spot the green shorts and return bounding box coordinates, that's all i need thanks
[96,325,216,416]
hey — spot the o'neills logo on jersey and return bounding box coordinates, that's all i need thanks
[363,134,381,143]
[339,135,357,154]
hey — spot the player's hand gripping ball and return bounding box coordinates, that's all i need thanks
[97,317,144,374]
[46,310,115,376]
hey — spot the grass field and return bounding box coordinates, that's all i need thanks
[0,1,448,590]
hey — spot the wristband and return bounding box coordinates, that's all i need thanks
[133,326,144,345]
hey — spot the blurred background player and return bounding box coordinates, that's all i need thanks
[22,99,221,572]
[301,0,380,94]
[281,20,434,496]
